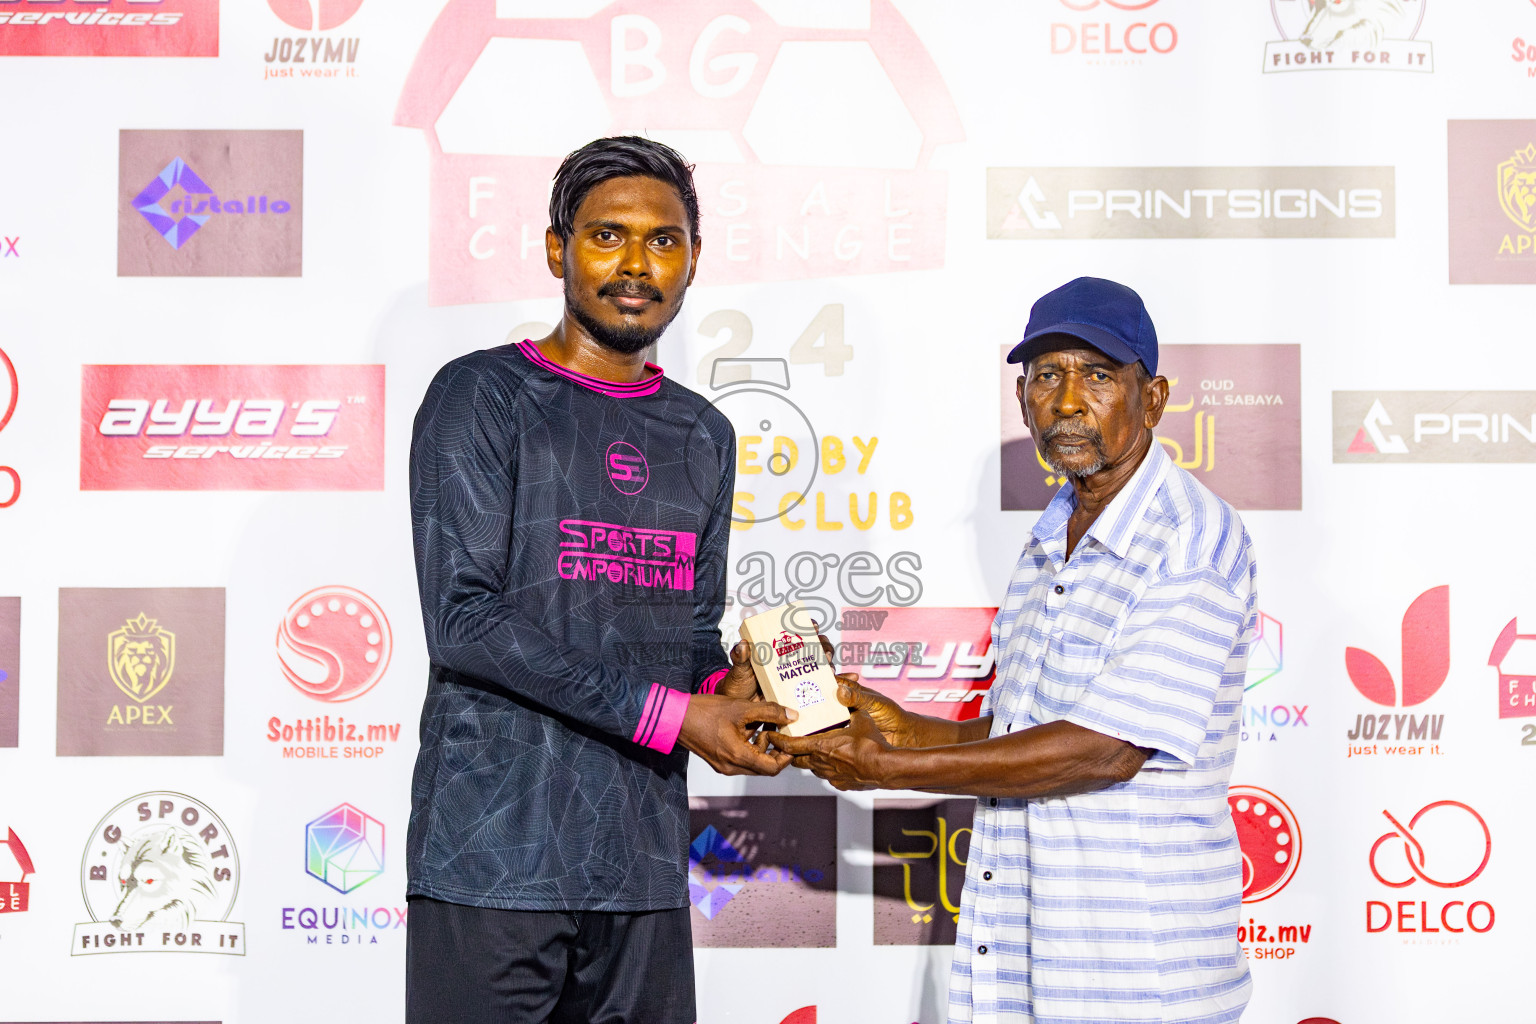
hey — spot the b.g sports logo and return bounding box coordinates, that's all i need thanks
[81,364,385,491]
[74,791,244,955]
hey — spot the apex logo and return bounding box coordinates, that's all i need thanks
[1346,586,1449,707]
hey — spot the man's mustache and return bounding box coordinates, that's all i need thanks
[1040,423,1104,447]
[598,281,665,302]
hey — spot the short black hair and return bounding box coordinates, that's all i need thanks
[549,136,700,242]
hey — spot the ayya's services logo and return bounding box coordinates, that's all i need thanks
[394,0,963,305]
[75,791,244,955]
[0,0,218,57]
[118,129,302,277]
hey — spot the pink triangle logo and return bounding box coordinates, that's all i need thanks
[1347,428,1377,454]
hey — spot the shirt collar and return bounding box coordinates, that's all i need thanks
[1030,440,1171,561]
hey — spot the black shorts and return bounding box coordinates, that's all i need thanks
[405,896,696,1024]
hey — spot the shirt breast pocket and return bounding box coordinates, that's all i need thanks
[1036,632,1111,712]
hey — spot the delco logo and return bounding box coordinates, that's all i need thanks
[841,606,996,721]
[80,364,384,491]
[394,0,963,305]
[0,1,218,57]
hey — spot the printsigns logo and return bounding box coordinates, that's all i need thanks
[1003,344,1303,510]
[604,440,649,495]
[81,364,385,490]
[0,596,17,748]
[1231,787,1302,902]
[986,168,1394,240]
[1265,0,1431,72]
[118,130,302,277]
[1346,586,1448,707]
[1450,120,1536,283]
[0,0,218,57]
[1,828,34,913]
[306,803,384,894]
[842,606,996,722]
[75,792,244,955]
[277,586,392,702]
[57,588,225,757]
[1489,618,1536,718]
[1050,0,1179,62]
[1335,391,1536,462]
[394,0,963,305]
[872,798,972,946]
[108,613,176,704]
[687,797,835,948]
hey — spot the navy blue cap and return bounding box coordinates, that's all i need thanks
[1005,277,1158,377]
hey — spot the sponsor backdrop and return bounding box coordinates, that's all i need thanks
[0,1,1531,1022]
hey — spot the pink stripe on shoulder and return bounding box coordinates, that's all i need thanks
[516,340,664,398]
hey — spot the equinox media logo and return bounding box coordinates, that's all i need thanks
[305,803,384,894]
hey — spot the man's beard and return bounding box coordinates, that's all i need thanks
[565,278,682,356]
[1038,422,1109,477]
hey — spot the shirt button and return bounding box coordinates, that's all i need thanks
[978,945,988,955]
[1054,584,1065,595]
[989,798,998,807]
[983,871,993,881]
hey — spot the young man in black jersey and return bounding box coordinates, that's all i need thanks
[405,137,793,1023]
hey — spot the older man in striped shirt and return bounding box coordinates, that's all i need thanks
[775,277,1255,1024]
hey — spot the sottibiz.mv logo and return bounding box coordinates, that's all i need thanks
[81,364,384,491]
[0,0,217,57]
[74,792,244,955]
[394,0,962,305]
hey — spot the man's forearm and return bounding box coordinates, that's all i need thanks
[892,711,993,749]
[875,720,1149,799]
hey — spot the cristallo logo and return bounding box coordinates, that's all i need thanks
[394,0,963,305]
[277,586,392,703]
[107,613,176,704]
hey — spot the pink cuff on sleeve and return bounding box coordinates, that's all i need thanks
[697,668,729,695]
[633,683,691,754]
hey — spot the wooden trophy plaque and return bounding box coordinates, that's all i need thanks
[738,602,851,737]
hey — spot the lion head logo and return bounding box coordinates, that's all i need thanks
[1498,143,1536,235]
[107,613,175,704]
[109,825,218,931]
[1300,0,1407,50]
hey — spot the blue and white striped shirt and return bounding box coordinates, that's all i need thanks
[950,442,1255,1024]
